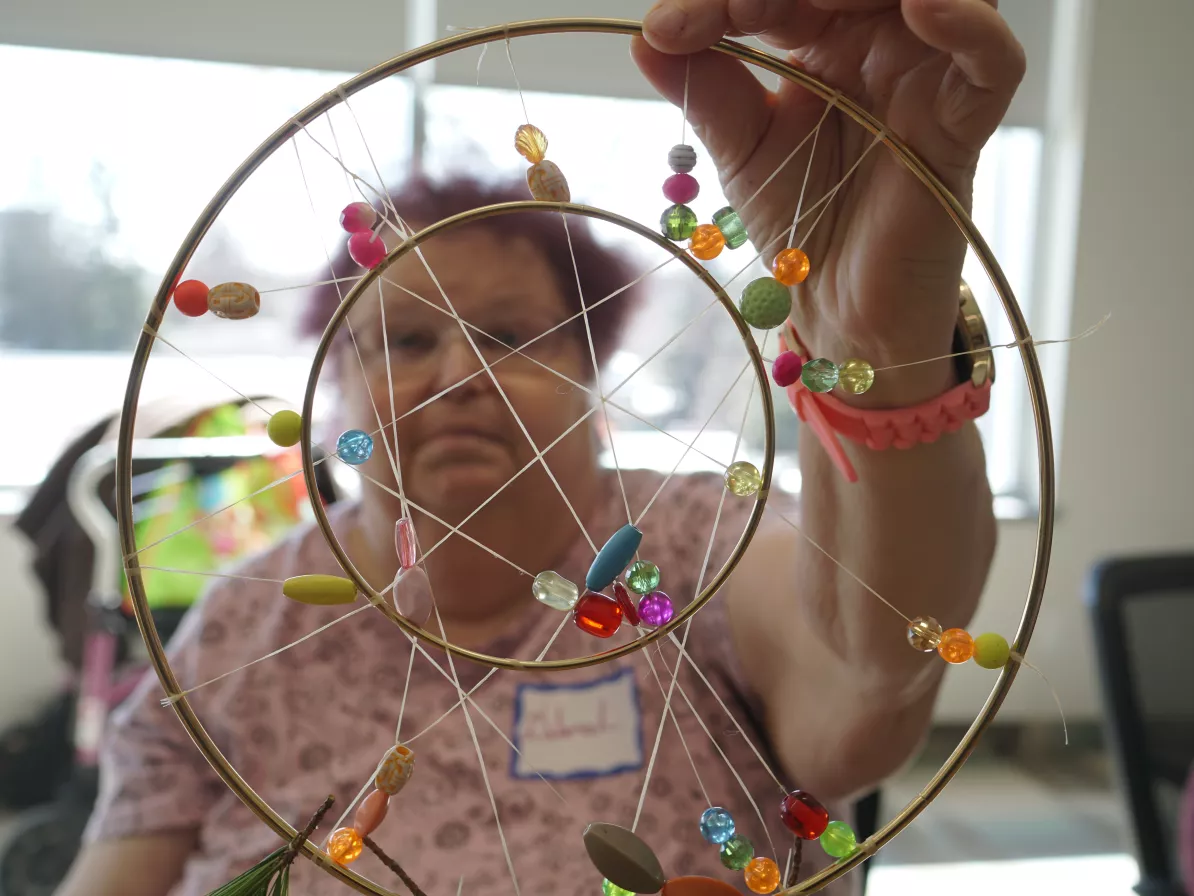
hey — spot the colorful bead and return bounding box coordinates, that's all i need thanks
[527,160,570,202]
[699,807,736,845]
[587,524,644,591]
[772,248,811,286]
[281,574,358,606]
[173,279,209,317]
[837,358,875,395]
[712,206,748,249]
[744,857,780,895]
[573,590,624,638]
[668,144,697,173]
[394,517,418,570]
[661,204,699,241]
[374,744,415,795]
[973,632,1011,669]
[327,827,363,864]
[337,429,374,465]
[207,282,260,320]
[612,581,641,626]
[533,570,581,611]
[266,410,302,448]
[739,278,792,330]
[663,173,700,204]
[638,591,674,627]
[800,358,839,393]
[906,616,943,652]
[938,627,975,664]
[662,878,740,896]
[348,230,387,269]
[603,880,635,896]
[771,351,803,388]
[339,201,376,234]
[353,789,390,837]
[719,835,754,871]
[688,224,726,261]
[820,821,857,859]
[582,822,667,895]
[724,461,762,497]
[780,790,829,840]
[626,560,661,595]
[514,123,549,164]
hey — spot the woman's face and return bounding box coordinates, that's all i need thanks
[336,226,598,525]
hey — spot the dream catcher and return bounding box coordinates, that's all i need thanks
[114,15,1059,896]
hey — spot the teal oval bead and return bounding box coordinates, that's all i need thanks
[719,834,754,870]
[820,820,858,858]
[739,278,792,330]
[801,358,839,393]
[661,204,698,241]
[586,524,643,591]
[712,206,748,249]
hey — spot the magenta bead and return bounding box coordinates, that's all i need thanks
[348,231,386,269]
[340,202,376,233]
[663,173,700,204]
[772,351,804,387]
[395,517,418,570]
[638,591,674,627]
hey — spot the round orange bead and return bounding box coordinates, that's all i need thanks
[772,248,811,285]
[937,628,975,664]
[689,224,726,260]
[744,857,780,894]
[327,827,364,865]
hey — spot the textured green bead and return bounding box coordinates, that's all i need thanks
[661,204,698,241]
[973,632,1011,669]
[820,821,857,858]
[626,561,660,595]
[602,880,634,896]
[739,278,792,330]
[712,206,749,249]
[801,358,839,393]
[719,835,755,870]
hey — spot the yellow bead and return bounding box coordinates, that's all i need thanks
[374,744,415,795]
[281,575,358,605]
[689,224,726,261]
[515,123,548,164]
[724,461,762,497]
[973,632,1011,669]
[328,827,363,865]
[772,248,810,286]
[266,410,302,448]
[906,616,943,652]
[837,358,875,395]
[938,628,975,664]
[744,857,780,894]
[527,160,570,202]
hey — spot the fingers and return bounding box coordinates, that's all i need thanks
[902,0,1025,91]
[642,0,830,54]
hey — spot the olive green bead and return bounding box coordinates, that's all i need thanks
[719,835,754,871]
[267,410,303,448]
[661,204,698,241]
[973,632,1011,669]
[837,358,875,395]
[724,461,762,497]
[739,277,792,330]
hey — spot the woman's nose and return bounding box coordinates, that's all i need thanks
[432,329,487,397]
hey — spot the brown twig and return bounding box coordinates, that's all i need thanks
[785,839,803,890]
[283,795,336,865]
[363,835,431,896]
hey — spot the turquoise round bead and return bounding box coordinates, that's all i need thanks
[661,204,699,241]
[719,834,754,870]
[739,278,792,330]
[336,429,374,465]
[801,358,839,393]
[712,206,749,249]
[699,806,736,845]
[820,820,857,859]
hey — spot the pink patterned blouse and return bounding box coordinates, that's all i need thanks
[86,470,860,896]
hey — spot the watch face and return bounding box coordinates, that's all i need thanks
[957,281,995,387]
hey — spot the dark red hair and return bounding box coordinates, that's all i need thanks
[300,176,641,368]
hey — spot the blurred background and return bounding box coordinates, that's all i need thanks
[0,0,1190,894]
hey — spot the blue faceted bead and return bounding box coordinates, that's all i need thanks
[337,429,374,465]
[699,806,736,845]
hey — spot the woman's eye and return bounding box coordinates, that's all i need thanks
[388,330,435,352]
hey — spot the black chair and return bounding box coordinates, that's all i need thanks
[1088,554,1194,896]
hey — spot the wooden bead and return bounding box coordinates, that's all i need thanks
[352,789,390,837]
[527,160,570,202]
[207,282,260,320]
[374,744,415,795]
[582,822,666,894]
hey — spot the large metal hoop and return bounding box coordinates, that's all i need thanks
[115,18,1055,895]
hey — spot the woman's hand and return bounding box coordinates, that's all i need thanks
[632,0,1025,405]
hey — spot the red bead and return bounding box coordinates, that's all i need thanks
[771,351,803,387]
[612,581,640,626]
[173,279,209,317]
[780,790,829,840]
[340,201,376,233]
[572,590,623,638]
[663,172,700,204]
[348,231,386,269]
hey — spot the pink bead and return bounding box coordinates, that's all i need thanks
[353,789,390,836]
[348,231,386,269]
[395,517,418,570]
[340,202,376,233]
[663,173,700,204]
[772,351,804,387]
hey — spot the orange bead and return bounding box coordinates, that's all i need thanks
[744,857,780,894]
[328,827,364,865]
[173,279,209,317]
[772,248,811,285]
[374,744,415,795]
[937,628,975,664]
[689,224,726,260]
[353,789,390,837]
[514,123,548,164]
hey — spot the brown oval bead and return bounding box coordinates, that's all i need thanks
[662,877,742,896]
[352,789,390,837]
[582,822,666,894]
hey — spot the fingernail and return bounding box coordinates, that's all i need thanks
[644,3,687,39]
[730,0,766,29]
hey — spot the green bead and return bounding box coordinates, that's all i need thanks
[724,460,762,497]
[973,632,1011,669]
[820,821,857,859]
[837,358,875,395]
[602,880,634,896]
[719,834,754,870]
[801,358,839,393]
[266,410,303,448]
[739,278,792,330]
[626,561,660,595]
[660,204,698,241]
[712,206,749,249]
